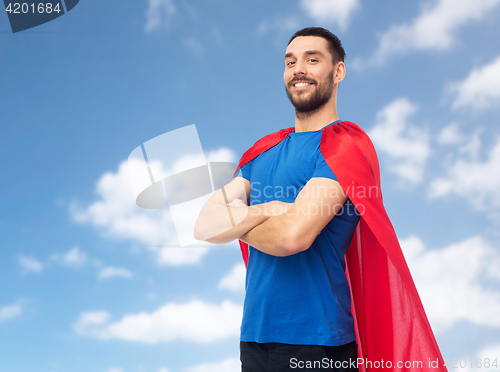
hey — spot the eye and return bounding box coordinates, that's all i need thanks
[286,61,295,66]
[308,58,318,63]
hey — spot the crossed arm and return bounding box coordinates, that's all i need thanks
[194,176,347,257]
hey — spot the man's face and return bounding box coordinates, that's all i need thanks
[284,36,336,113]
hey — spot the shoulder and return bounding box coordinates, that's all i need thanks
[249,127,295,150]
[322,121,381,187]
[326,121,377,156]
[337,121,372,144]
[341,121,378,160]
[236,127,294,170]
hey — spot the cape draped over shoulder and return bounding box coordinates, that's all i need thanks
[234,121,447,372]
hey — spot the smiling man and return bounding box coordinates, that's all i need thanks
[195,27,446,372]
[284,34,341,121]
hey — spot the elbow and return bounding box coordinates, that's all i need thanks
[281,229,314,256]
[193,223,202,241]
[193,218,207,241]
[194,218,226,244]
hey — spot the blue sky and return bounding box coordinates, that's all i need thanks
[1,0,500,371]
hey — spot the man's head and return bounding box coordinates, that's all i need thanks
[288,27,345,65]
[284,27,346,115]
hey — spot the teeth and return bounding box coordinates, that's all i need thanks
[294,82,310,87]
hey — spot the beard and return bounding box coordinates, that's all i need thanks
[285,70,334,114]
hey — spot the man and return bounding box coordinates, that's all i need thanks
[195,27,446,372]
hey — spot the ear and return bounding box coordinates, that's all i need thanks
[334,61,346,84]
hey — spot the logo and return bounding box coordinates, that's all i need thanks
[128,125,238,247]
[4,0,79,33]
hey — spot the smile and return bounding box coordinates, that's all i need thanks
[292,81,314,89]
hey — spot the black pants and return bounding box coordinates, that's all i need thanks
[240,341,359,372]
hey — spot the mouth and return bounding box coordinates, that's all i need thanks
[290,80,315,90]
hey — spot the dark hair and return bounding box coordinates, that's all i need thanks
[288,27,346,64]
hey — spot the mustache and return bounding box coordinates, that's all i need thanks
[288,76,317,87]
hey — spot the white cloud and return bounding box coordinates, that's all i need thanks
[430,137,500,210]
[437,122,464,145]
[73,146,237,265]
[458,131,482,160]
[205,148,236,163]
[449,55,500,110]
[145,0,176,32]
[74,311,111,334]
[478,344,500,364]
[71,161,200,265]
[18,256,43,273]
[218,263,245,292]
[97,267,134,280]
[401,235,500,332]
[184,357,240,372]
[299,0,360,31]
[0,302,23,322]
[72,160,173,244]
[74,300,242,343]
[368,98,430,183]
[51,247,88,268]
[106,368,124,372]
[356,0,500,67]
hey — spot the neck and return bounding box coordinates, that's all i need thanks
[294,103,339,133]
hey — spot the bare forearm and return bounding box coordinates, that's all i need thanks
[240,212,303,257]
[194,201,271,245]
[241,178,347,257]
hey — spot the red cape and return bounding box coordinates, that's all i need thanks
[235,121,447,372]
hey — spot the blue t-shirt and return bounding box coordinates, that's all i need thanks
[238,121,360,346]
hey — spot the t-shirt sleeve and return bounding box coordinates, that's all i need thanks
[312,152,338,181]
[235,159,252,181]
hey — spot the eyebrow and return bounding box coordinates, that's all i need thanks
[284,50,325,59]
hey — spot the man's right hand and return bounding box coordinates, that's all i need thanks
[194,177,279,244]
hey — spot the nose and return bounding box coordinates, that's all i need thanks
[293,60,307,76]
